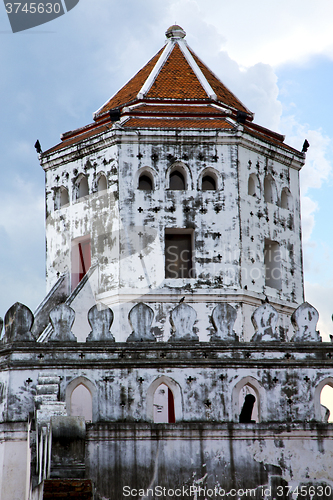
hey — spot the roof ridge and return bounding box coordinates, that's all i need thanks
[188,46,253,118]
[137,40,174,99]
[177,40,217,100]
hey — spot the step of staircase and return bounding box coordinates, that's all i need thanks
[43,479,93,500]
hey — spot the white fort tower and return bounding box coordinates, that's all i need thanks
[0,26,333,500]
[41,24,303,342]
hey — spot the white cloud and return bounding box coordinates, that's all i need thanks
[301,196,318,244]
[305,282,333,342]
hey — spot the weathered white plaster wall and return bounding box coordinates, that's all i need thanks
[0,423,30,500]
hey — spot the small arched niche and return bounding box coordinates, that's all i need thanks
[77,175,89,200]
[280,187,293,210]
[138,173,153,191]
[264,174,277,204]
[66,377,96,422]
[97,174,107,193]
[146,375,182,422]
[248,173,260,197]
[315,378,333,422]
[232,377,262,423]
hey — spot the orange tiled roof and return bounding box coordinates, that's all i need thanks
[94,36,252,119]
[44,124,109,154]
[124,104,226,116]
[189,48,249,114]
[95,48,164,117]
[123,117,234,130]
[42,27,302,157]
[145,44,208,100]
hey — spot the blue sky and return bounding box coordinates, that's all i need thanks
[0,0,332,338]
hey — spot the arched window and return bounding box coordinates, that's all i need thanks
[280,187,293,210]
[320,383,333,422]
[232,377,263,423]
[248,174,259,197]
[78,176,89,200]
[202,175,216,191]
[97,174,107,192]
[60,187,69,208]
[239,384,259,423]
[153,383,175,423]
[170,170,185,190]
[264,175,277,204]
[146,375,182,422]
[70,383,93,422]
[138,174,153,191]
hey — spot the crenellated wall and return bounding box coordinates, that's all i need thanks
[0,300,333,499]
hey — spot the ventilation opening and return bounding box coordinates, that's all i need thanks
[97,175,107,192]
[153,383,175,423]
[202,175,216,191]
[170,170,185,190]
[70,384,92,422]
[239,385,258,423]
[71,238,91,291]
[138,174,153,190]
[320,384,333,422]
[264,239,281,290]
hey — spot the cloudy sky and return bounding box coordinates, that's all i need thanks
[0,0,332,339]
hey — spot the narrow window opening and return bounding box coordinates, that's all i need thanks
[264,176,276,204]
[97,175,107,192]
[170,170,185,190]
[153,383,175,423]
[70,383,92,422]
[202,175,216,191]
[239,385,258,423]
[60,187,69,208]
[138,174,153,191]
[165,232,194,279]
[78,176,89,199]
[248,176,256,196]
[264,239,281,290]
[281,188,292,210]
[320,384,333,422]
[71,238,91,290]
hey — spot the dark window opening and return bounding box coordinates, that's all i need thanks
[71,239,91,291]
[170,170,185,190]
[202,175,216,191]
[239,394,256,423]
[138,174,153,190]
[165,233,194,279]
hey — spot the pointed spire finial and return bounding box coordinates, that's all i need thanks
[165,25,186,39]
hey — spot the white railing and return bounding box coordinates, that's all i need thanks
[36,423,52,484]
